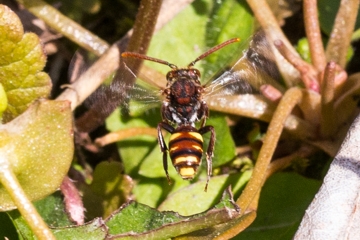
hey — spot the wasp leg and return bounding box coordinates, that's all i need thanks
[157,122,175,185]
[198,125,215,192]
[198,101,209,128]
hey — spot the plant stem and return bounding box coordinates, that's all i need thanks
[274,40,320,92]
[213,211,257,240]
[325,0,360,68]
[0,154,55,240]
[237,87,303,207]
[303,0,326,71]
[320,62,336,138]
[95,127,157,146]
[74,0,163,132]
[216,88,303,238]
[246,0,300,87]
[266,144,315,178]
[17,0,109,56]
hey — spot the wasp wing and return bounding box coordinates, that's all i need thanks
[121,80,163,117]
[203,31,284,99]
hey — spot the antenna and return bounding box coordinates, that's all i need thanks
[121,52,177,69]
[121,38,241,69]
[188,38,241,67]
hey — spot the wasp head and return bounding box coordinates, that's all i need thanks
[166,68,201,85]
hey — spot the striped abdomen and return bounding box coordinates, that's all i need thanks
[169,130,204,179]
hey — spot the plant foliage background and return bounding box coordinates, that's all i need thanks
[0,0,359,239]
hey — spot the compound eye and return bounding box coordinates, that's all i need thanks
[191,69,201,79]
[166,71,174,81]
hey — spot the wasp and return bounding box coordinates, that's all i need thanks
[121,37,270,191]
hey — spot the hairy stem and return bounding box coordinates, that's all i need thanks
[325,0,360,67]
[320,62,336,138]
[216,88,303,238]
[303,0,326,71]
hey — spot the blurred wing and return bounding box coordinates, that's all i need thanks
[122,81,163,117]
[204,31,284,98]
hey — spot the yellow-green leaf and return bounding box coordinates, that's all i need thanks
[0,4,52,122]
[0,100,73,211]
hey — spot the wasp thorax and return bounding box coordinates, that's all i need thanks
[170,79,198,105]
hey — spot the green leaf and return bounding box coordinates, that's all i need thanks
[131,177,185,209]
[0,4,52,122]
[106,201,184,235]
[0,100,73,210]
[32,192,73,228]
[106,108,160,177]
[105,190,240,238]
[206,112,237,167]
[158,171,251,216]
[235,172,321,239]
[8,192,107,239]
[203,0,255,80]
[0,212,17,239]
[51,219,107,240]
[146,0,254,81]
[8,192,73,238]
[318,0,360,37]
[81,161,134,219]
[15,216,107,240]
[146,1,212,70]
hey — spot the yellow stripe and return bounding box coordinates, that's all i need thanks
[192,145,202,151]
[179,167,195,178]
[188,132,203,141]
[169,132,182,141]
[169,132,203,142]
[173,156,199,165]
[170,146,179,152]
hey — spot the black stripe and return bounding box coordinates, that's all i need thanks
[170,148,203,160]
[175,162,199,168]
[169,137,203,146]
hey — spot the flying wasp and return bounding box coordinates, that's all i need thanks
[121,34,277,191]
